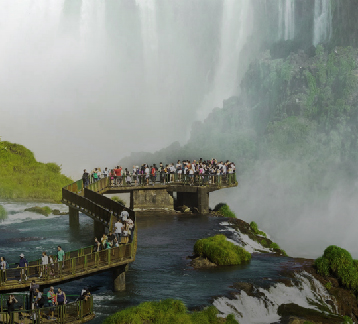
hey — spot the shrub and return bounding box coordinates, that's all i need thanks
[315,245,358,293]
[270,242,280,250]
[260,239,268,248]
[0,205,7,221]
[102,299,238,324]
[111,196,126,206]
[249,221,267,237]
[194,234,251,266]
[325,282,332,290]
[214,203,236,218]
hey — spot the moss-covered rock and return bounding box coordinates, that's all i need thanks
[194,234,251,266]
[25,206,52,216]
[214,203,236,218]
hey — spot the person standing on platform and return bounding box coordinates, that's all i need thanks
[7,295,17,324]
[18,253,28,283]
[114,219,123,242]
[56,288,66,306]
[57,246,65,270]
[82,169,89,188]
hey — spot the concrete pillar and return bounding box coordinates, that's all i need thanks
[69,207,79,228]
[131,189,174,212]
[113,264,129,292]
[197,187,209,214]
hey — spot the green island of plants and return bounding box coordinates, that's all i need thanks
[103,299,238,324]
[315,245,358,292]
[214,203,236,218]
[111,196,126,206]
[24,206,53,216]
[0,140,72,202]
[194,234,251,266]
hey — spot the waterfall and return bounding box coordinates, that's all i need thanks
[135,0,158,81]
[197,0,254,120]
[278,0,295,41]
[79,0,106,49]
[213,272,337,324]
[313,0,332,45]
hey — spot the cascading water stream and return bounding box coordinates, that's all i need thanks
[197,0,253,120]
[278,0,295,41]
[313,0,332,46]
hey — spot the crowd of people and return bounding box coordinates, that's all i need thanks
[82,158,236,187]
[95,209,134,250]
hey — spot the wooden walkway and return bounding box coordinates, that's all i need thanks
[0,179,137,293]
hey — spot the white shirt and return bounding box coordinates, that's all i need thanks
[0,260,6,270]
[115,222,123,234]
[42,255,48,265]
[121,210,129,220]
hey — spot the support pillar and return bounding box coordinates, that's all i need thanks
[197,187,209,214]
[69,207,79,228]
[113,264,129,292]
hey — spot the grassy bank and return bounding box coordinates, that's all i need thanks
[0,140,72,202]
[103,299,238,324]
[194,234,251,266]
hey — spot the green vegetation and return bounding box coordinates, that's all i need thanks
[325,282,332,290]
[249,221,267,237]
[194,234,251,266]
[24,206,52,216]
[111,196,126,206]
[103,299,238,324]
[315,245,358,292]
[0,205,7,222]
[214,203,236,218]
[0,140,71,202]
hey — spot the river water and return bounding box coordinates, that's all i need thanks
[0,201,290,323]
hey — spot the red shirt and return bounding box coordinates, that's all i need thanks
[114,168,120,176]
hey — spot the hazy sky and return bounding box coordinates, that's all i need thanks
[0,0,253,178]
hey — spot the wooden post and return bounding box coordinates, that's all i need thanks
[113,264,129,292]
[69,207,79,229]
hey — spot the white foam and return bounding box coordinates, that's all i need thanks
[213,271,336,324]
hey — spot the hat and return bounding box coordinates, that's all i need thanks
[19,253,25,257]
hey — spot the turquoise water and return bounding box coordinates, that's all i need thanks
[0,201,289,323]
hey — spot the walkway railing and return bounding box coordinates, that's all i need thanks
[94,173,237,188]
[0,236,136,285]
[0,294,93,323]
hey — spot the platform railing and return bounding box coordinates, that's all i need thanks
[0,225,137,286]
[0,295,93,324]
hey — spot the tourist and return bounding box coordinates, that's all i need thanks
[101,233,108,248]
[82,169,89,188]
[29,280,39,309]
[35,288,46,308]
[176,160,182,181]
[113,237,119,247]
[57,246,65,270]
[151,165,156,185]
[145,164,150,185]
[94,237,101,252]
[102,167,109,178]
[92,168,98,183]
[114,166,121,186]
[120,209,129,221]
[114,219,123,241]
[56,288,66,306]
[48,255,55,277]
[39,251,48,278]
[126,169,132,186]
[132,166,138,186]
[47,286,56,320]
[97,168,102,180]
[0,256,6,282]
[110,169,115,186]
[17,253,28,283]
[7,295,17,324]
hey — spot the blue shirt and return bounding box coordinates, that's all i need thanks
[19,258,28,267]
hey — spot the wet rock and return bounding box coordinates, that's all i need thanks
[52,209,68,215]
[25,206,52,216]
[190,256,217,269]
[232,282,254,295]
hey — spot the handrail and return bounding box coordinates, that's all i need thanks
[103,173,237,188]
[0,295,94,324]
